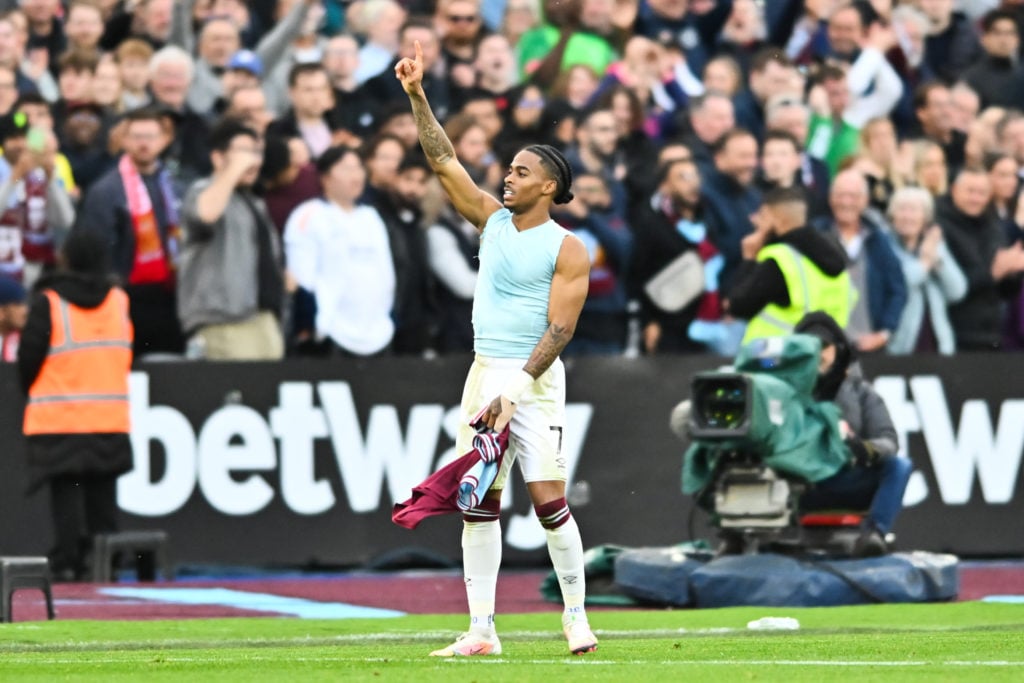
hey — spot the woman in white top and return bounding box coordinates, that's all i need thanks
[284,146,396,356]
[886,186,968,355]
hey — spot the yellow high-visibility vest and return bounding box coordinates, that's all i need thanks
[742,243,855,343]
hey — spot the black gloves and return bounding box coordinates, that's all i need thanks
[845,436,881,468]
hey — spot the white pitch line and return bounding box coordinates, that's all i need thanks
[433,659,1024,667]
[0,625,998,658]
[6,655,1024,668]
[323,627,740,642]
[1,627,738,652]
[1,656,352,665]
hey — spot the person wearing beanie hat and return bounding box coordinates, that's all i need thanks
[794,311,913,558]
[0,274,26,361]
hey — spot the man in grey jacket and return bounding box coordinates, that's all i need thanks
[794,311,913,557]
[177,118,285,360]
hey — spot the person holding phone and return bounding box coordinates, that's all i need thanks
[0,111,75,290]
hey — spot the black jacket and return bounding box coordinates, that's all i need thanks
[628,197,719,352]
[18,272,134,491]
[959,55,1024,109]
[429,210,478,353]
[158,104,212,193]
[331,86,381,141]
[936,196,1012,350]
[701,167,762,295]
[755,168,830,224]
[923,12,980,82]
[372,194,438,354]
[266,108,338,147]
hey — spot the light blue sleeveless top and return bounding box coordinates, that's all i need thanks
[473,208,572,358]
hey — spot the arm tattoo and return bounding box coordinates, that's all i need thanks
[523,322,573,379]
[409,92,455,165]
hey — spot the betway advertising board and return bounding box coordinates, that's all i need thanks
[0,354,1021,566]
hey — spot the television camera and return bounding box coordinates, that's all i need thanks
[680,335,860,555]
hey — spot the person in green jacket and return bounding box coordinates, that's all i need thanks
[805,23,904,178]
[517,0,619,85]
[806,64,863,178]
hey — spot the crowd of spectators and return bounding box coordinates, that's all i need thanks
[0,0,1024,361]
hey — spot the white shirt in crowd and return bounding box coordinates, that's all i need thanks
[284,198,396,355]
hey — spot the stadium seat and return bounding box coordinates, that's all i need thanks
[0,556,55,622]
[798,510,872,557]
[799,512,865,527]
[92,530,173,583]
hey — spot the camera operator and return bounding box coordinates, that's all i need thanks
[794,311,913,557]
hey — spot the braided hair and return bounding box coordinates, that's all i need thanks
[524,144,574,204]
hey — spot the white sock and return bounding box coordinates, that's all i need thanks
[462,520,501,635]
[544,515,588,624]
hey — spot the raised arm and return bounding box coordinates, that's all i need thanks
[255,0,314,72]
[194,149,259,225]
[395,41,501,230]
[168,0,195,54]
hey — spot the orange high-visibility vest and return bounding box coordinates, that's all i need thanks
[23,288,133,435]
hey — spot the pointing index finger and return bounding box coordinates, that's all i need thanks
[415,39,423,63]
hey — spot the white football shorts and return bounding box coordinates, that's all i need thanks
[455,354,567,488]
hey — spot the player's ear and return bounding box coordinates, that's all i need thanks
[542,177,557,198]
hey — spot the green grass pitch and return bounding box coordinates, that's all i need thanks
[1,602,1023,681]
